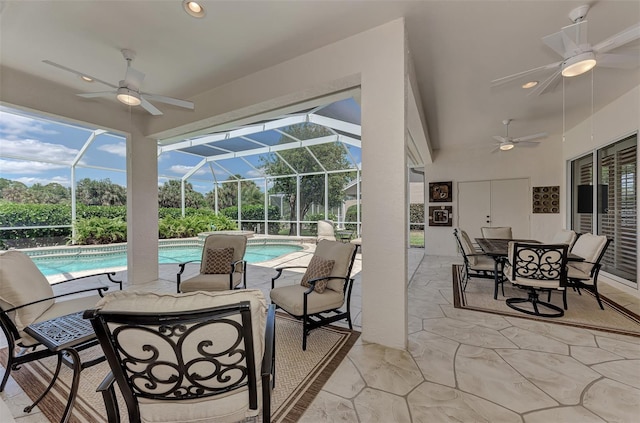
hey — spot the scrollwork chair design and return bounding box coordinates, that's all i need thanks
[504,243,569,318]
[85,289,275,423]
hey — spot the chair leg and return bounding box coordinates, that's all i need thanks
[24,353,63,413]
[563,290,568,310]
[593,282,604,310]
[302,318,308,351]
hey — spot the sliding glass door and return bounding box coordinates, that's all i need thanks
[570,134,637,285]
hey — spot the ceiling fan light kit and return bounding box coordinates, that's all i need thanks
[499,142,515,151]
[44,48,194,116]
[490,4,640,95]
[491,119,548,153]
[116,87,141,106]
[561,51,597,77]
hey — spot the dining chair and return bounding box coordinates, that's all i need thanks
[453,229,495,290]
[481,226,513,239]
[176,233,247,293]
[504,242,569,318]
[567,233,611,310]
[85,289,275,423]
[316,219,337,242]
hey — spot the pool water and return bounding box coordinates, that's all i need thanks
[32,244,302,276]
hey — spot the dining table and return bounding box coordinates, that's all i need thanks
[475,238,584,300]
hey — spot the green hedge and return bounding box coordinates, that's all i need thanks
[221,205,281,233]
[0,203,238,247]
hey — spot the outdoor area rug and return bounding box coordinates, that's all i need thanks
[1,313,359,423]
[452,264,640,338]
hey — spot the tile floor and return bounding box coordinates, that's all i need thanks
[2,248,639,423]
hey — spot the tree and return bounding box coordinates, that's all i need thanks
[0,180,30,203]
[206,175,264,209]
[28,183,71,204]
[261,124,352,235]
[76,178,126,206]
[158,179,206,209]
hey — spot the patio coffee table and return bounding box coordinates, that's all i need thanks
[24,311,105,423]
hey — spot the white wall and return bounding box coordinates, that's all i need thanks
[563,85,640,294]
[424,137,564,256]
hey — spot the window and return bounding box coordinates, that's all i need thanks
[571,134,637,284]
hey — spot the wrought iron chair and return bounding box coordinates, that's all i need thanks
[567,233,611,310]
[176,233,247,293]
[270,240,357,350]
[0,250,121,392]
[504,242,569,318]
[453,229,495,290]
[85,289,275,423]
[481,226,513,239]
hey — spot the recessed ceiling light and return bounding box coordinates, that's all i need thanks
[183,0,206,18]
[522,81,538,89]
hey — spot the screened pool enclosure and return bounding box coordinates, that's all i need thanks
[0,98,362,244]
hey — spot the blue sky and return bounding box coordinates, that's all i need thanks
[0,99,361,195]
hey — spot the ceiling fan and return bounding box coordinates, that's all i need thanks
[43,49,194,116]
[492,4,640,96]
[491,119,548,152]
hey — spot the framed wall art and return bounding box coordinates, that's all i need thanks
[428,205,453,226]
[429,181,452,202]
[532,186,560,213]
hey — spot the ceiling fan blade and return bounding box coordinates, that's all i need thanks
[513,132,548,143]
[526,69,562,96]
[542,21,587,58]
[491,61,562,87]
[43,60,118,89]
[493,135,507,142]
[77,91,116,98]
[142,93,194,110]
[140,98,163,116]
[596,52,640,69]
[124,66,145,90]
[593,22,640,54]
[490,146,501,153]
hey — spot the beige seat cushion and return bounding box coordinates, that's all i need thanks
[459,230,479,265]
[567,264,592,283]
[180,272,243,292]
[19,295,101,347]
[570,233,607,274]
[316,220,336,242]
[0,250,54,332]
[469,255,495,272]
[199,234,246,274]
[312,240,356,292]
[551,230,577,246]
[270,285,345,316]
[96,289,267,423]
[481,227,512,239]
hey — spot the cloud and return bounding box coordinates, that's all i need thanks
[97,142,126,158]
[168,164,208,176]
[0,159,68,174]
[0,138,78,163]
[14,176,71,187]
[0,113,58,139]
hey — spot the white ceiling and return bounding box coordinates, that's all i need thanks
[1,1,639,151]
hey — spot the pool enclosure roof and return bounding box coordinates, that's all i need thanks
[157,98,362,184]
[0,98,362,189]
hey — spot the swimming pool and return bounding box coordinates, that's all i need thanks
[31,244,303,276]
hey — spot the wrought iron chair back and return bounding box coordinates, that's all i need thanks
[86,295,275,423]
[509,243,568,283]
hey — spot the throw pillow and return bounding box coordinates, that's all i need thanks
[203,247,234,274]
[300,255,335,293]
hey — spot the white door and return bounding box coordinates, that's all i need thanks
[458,178,530,240]
[457,180,491,240]
[490,178,530,239]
